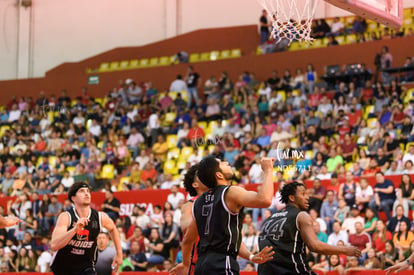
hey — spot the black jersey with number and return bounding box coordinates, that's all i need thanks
[258,204,313,275]
[50,207,101,274]
[193,185,243,258]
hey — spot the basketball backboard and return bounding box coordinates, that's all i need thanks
[325,0,403,28]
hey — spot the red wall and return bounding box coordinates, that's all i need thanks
[0,25,413,104]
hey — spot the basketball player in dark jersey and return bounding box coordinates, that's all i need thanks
[180,164,208,275]
[258,181,361,275]
[50,182,123,275]
[172,156,275,275]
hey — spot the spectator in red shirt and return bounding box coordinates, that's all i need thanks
[348,222,372,263]
[372,219,392,256]
[392,105,406,127]
[141,162,157,183]
[187,118,205,148]
[341,134,357,162]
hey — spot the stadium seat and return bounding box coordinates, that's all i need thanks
[49,156,57,168]
[200,52,210,61]
[277,91,286,103]
[290,137,299,149]
[289,41,301,51]
[210,51,220,61]
[346,34,357,44]
[367,118,378,129]
[166,135,178,149]
[180,147,194,160]
[100,164,115,179]
[97,141,105,150]
[167,148,180,160]
[149,57,159,66]
[140,58,149,67]
[336,35,345,44]
[220,49,231,59]
[159,56,170,66]
[129,59,139,69]
[180,90,189,102]
[48,111,54,123]
[189,53,200,63]
[163,160,178,175]
[109,61,119,71]
[406,142,414,151]
[344,162,353,171]
[99,62,110,72]
[0,125,10,137]
[197,121,208,130]
[305,150,314,160]
[208,144,215,153]
[120,60,129,70]
[164,112,177,125]
[177,160,187,170]
[66,166,76,176]
[363,105,375,119]
[231,48,241,58]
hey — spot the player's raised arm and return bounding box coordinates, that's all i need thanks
[226,157,274,209]
[298,211,361,257]
[50,212,82,251]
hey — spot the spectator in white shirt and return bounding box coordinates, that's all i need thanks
[403,145,414,165]
[72,112,85,126]
[160,174,179,190]
[328,221,349,246]
[135,150,150,170]
[169,75,187,92]
[8,104,21,122]
[341,205,365,234]
[61,171,74,191]
[166,185,185,210]
[127,127,145,158]
[248,158,263,183]
[88,119,101,137]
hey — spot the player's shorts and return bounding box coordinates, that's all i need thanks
[258,262,317,275]
[195,252,239,275]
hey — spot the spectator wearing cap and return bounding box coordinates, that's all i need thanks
[342,204,364,234]
[369,171,396,221]
[101,190,121,221]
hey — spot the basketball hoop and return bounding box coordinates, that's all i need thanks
[257,0,319,44]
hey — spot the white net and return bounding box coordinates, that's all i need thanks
[257,0,319,44]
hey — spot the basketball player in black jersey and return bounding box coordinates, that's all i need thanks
[50,182,123,275]
[172,156,275,275]
[258,181,361,275]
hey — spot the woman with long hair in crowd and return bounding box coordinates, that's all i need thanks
[161,213,180,262]
[372,219,392,256]
[363,207,378,235]
[393,220,414,253]
[393,173,414,217]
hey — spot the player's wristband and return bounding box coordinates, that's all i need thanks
[249,254,255,261]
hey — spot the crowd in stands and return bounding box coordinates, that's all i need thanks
[0,39,414,273]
